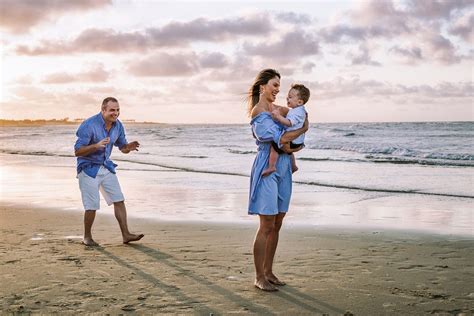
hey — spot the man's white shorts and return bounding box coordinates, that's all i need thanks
[78,166,124,211]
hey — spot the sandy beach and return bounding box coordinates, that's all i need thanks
[1,203,473,315]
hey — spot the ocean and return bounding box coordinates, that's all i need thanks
[0,121,473,235]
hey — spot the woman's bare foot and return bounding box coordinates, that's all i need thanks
[123,233,145,244]
[262,166,276,177]
[291,165,298,174]
[82,238,99,247]
[254,278,278,291]
[266,273,286,286]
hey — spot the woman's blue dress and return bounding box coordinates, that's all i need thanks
[248,112,293,215]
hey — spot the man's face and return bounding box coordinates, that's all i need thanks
[101,101,120,123]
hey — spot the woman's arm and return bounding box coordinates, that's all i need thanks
[279,116,309,145]
[280,142,304,153]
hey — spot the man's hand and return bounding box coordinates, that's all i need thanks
[75,137,109,157]
[96,137,110,149]
[121,141,140,153]
[127,141,140,151]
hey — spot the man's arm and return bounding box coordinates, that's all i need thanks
[75,137,110,157]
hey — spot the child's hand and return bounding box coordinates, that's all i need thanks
[271,109,280,120]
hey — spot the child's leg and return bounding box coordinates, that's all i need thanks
[290,153,298,173]
[262,145,279,177]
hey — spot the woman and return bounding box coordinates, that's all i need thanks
[248,69,308,291]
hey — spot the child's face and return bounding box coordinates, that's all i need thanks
[286,89,303,108]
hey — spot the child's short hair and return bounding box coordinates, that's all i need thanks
[291,84,310,104]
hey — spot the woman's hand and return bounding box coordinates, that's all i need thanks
[302,114,309,132]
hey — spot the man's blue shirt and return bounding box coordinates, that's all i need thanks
[74,113,128,178]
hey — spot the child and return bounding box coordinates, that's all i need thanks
[262,84,309,177]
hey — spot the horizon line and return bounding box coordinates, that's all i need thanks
[0,118,473,125]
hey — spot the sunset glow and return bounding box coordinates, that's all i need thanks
[1,0,473,123]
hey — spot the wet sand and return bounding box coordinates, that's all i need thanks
[1,203,473,315]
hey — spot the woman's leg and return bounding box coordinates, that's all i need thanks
[264,212,286,285]
[253,215,278,291]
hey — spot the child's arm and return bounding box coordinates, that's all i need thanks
[271,109,292,127]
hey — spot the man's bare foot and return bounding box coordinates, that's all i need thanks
[291,166,298,174]
[266,273,286,286]
[262,166,276,177]
[82,238,99,246]
[123,233,145,244]
[254,278,278,291]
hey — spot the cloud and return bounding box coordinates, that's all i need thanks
[275,12,313,24]
[348,0,411,37]
[41,65,110,84]
[350,44,381,66]
[320,0,472,65]
[424,33,463,64]
[301,61,316,74]
[148,14,272,44]
[242,30,319,60]
[309,77,473,100]
[128,52,199,77]
[318,25,369,43]
[15,15,273,55]
[198,52,230,69]
[0,0,111,34]
[404,0,474,20]
[389,45,423,64]
[127,50,234,77]
[448,11,474,42]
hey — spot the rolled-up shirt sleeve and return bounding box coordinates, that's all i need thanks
[74,123,92,152]
[114,124,128,149]
[252,114,284,148]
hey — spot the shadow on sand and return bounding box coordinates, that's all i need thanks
[127,244,346,315]
[95,246,216,314]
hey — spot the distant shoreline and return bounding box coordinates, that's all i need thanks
[0,119,161,127]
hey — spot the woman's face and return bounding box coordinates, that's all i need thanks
[261,77,280,102]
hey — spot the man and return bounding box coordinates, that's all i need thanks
[74,97,144,246]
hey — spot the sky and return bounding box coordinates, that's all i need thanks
[0,0,473,124]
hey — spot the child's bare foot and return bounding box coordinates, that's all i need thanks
[262,166,276,177]
[291,165,298,174]
[123,233,145,244]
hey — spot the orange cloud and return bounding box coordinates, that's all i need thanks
[15,15,273,55]
[41,65,110,84]
[0,0,111,34]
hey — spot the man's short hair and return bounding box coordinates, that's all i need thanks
[291,84,310,104]
[102,97,119,110]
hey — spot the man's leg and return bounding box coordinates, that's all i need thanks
[83,210,98,246]
[100,169,144,244]
[78,170,101,246]
[113,201,144,244]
